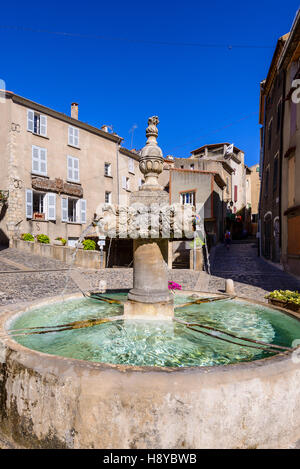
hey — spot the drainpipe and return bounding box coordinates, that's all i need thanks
[116,142,120,205]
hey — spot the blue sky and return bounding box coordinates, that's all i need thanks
[1,1,299,165]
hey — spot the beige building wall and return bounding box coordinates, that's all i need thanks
[249,164,260,215]
[281,59,300,275]
[0,92,143,246]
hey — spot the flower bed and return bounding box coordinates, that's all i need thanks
[266,290,300,313]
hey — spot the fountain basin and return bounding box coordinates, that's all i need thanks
[0,293,300,449]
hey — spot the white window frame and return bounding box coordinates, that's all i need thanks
[67,155,80,183]
[61,196,86,224]
[180,191,195,206]
[104,162,112,177]
[68,126,79,147]
[27,109,47,137]
[26,189,33,219]
[122,176,130,191]
[128,158,135,174]
[32,145,47,176]
[46,193,56,221]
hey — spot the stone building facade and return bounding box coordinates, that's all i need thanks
[259,34,288,262]
[0,91,141,247]
[279,10,300,276]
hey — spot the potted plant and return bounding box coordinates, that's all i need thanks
[54,237,67,246]
[21,233,34,242]
[36,234,50,244]
[266,290,300,313]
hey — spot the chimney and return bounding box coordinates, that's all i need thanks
[71,102,78,120]
[101,125,109,133]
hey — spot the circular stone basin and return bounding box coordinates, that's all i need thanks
[1,292,300,449]
[9,293,300,367]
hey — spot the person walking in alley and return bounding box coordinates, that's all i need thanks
[224,230,231,250]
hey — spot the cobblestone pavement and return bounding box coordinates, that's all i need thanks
[0,243,300,306]
[208,241,300,302]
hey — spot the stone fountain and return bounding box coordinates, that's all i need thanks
[125,116,173,320]
[95,116,194,320]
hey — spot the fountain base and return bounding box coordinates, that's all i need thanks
[123,299,174,320]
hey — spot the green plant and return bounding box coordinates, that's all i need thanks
[266,290,300,305]
[55,237,67,246]
[82,239,96,250]
[37,234,50,244]
[21,233,34,242]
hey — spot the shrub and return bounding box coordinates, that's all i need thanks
[82,239,96,250]
[37,234,50,244]
[55,237,67,246]
[266,290,300,305]
[21,233,34,242]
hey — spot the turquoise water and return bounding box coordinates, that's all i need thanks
[10,295,300,367]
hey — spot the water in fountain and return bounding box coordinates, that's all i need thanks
[10,294,300,367]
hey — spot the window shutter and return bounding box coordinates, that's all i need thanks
[128,158,134,173]
[47,193,56,220]
[32,146,40,172]
[26,189,33,218]
[40,148,47,175]
[61,197,68,222]
[74,128,79,147]
[80,199,86,224]
[122,176,127,189]
[67,156,73,180]
[234,185,238,202]
[40,115,47,136]
[27,110,34,132]
[73,158,79,181]
[68,126,74,145]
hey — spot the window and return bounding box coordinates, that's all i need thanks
[122,176,130,191]
[265,169,269,197]
[67,156,80,182]
[138,178,144,188]
[33,192,45,217]
[27,109,47,136]
[288,156,296,207]
[32,145,47,176]
[68,126,79,147]
[226,177,229,195]
[190,164,194,170]
[104,163,112,177]
[180,191,195,205]
[26,190,56,220]
[105,191,112,203]
[268,120,273,149]
[277,101,282,133]
[128,158,135,174]
[273,156,278,191]
[61,197,86,223]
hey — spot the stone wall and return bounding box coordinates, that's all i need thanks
[11,239,103,270]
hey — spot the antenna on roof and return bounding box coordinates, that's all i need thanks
[129,124,138,149]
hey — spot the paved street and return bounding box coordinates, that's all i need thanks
[208,241,300,301]
[0,243,300,306]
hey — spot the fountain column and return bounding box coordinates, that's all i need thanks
[124,116,173,320]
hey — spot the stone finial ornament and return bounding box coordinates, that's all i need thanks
[139,116,164,190]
